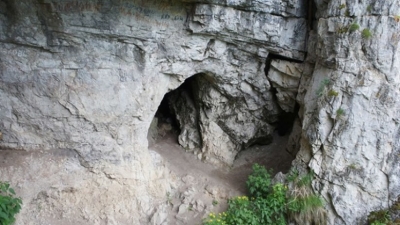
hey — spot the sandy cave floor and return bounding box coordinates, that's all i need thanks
[0,131,293,225]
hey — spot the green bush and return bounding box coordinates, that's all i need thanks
[362,28,372,39]
[246,164,272,198]
[0,182,22,225]
[204,187,287,225]
[225,196,259,225]
[368,209,390,225]
[349,23,360,32]
[203,165,326,225]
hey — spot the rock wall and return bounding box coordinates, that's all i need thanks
[1,0,399,224]
[0,0,306,224]
[0,0,306,166]
[293,0,400,224]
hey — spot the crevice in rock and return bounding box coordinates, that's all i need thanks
[275,103,300,136]
[264,54,302,136]
[307,0,317,31]
[265,53,305,67]
[155,92,181,133]
[263,52,305,159]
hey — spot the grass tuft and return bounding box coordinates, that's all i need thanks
[362,28,372,39]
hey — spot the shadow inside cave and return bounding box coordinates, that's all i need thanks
[146,73,299,224]
[147,72,299,185]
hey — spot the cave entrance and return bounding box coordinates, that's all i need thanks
[148,70,299,170]
[149,90,181,142]
[147,72,300,223]
[147,74,201,149]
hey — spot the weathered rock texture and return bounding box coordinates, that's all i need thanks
[169,68,281,166]
[0,0,306,224]
[267,59,303,112]
[292,0,400,224]
[1,0,399,224]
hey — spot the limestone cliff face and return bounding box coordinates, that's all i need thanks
[0,0,306,168]
[294,0,400,224]
[0,0,306,224]
[0,0,399,224]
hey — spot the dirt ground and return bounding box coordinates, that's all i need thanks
[0,130,294,225]
[148,130,294,224]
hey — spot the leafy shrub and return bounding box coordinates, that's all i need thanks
[204,212,227,225]
[205,187,287,225]
[0,182,22,225]
[259,184,287,225]
[246,164,272,198]
[224,196,259,225]
[370,222,386,225]
[204,165,326,225]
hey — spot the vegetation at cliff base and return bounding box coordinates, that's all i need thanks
[203,164,326,225]
[0,182,22,225]
[367,196,400,225]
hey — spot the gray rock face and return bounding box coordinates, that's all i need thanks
[267,59,303,112]
[292,0,400,224]
[193,71,279,166]
[1,0,398,224]
[188,3,307,60]
[0,0,306,224]
[169,65,280,166]
[182,0,307,17]
[0,0,306,169]
[168,85,202,150]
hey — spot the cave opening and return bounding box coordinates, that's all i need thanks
[264,53,301,140]
[153,91,181,135]
[147,71,299,223]
[148,68,299,170]
[148,74,201,147]
[275,102,300,136]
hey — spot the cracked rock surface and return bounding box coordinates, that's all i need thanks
[0,0,305,224]
[292,0,400,224]
[0,0,399,224]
